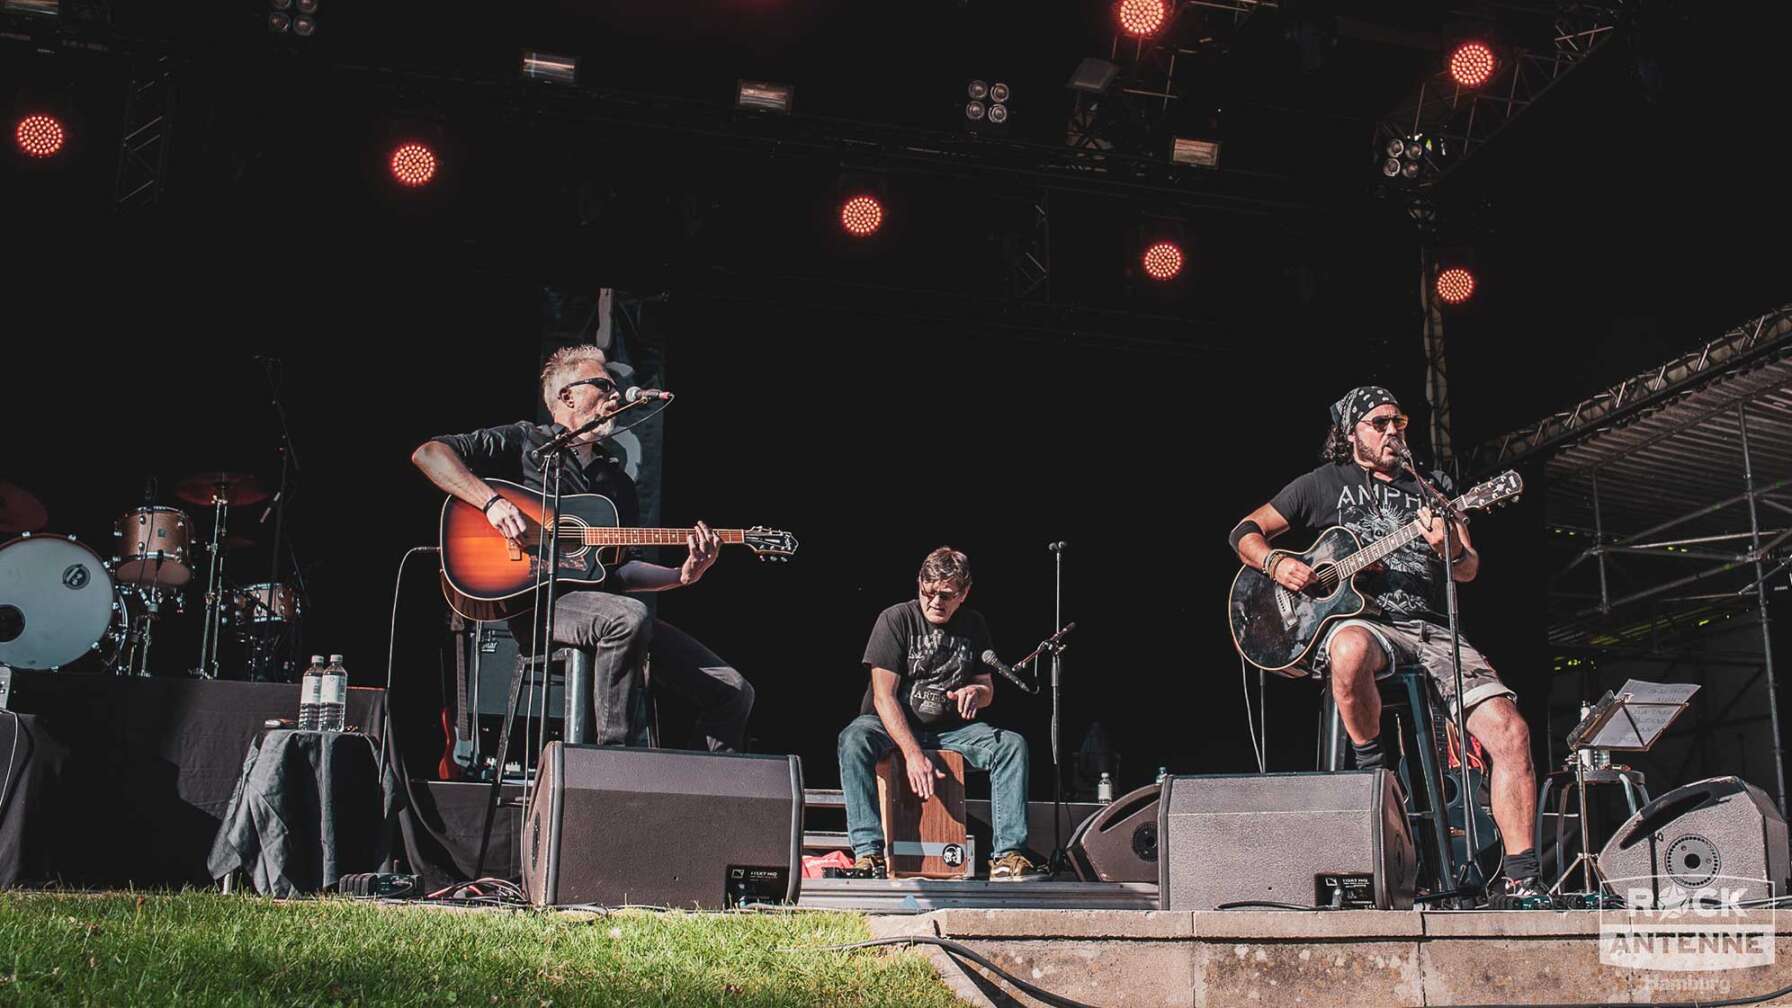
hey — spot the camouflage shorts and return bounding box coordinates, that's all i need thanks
[1315,618,1515,717]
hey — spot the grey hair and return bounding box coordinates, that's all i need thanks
[540,345,610,412]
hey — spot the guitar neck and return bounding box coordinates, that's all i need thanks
[569,528,750,547]
[1334,493,1467,578]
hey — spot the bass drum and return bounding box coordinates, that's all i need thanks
[0,534,121,670]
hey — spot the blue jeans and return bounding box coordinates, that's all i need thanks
[836,713,1030,859]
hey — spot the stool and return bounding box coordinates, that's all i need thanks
[514,647,657,749]
[875,749,970,879]
[1319,664,1477,896]
[1535,764,1649,885]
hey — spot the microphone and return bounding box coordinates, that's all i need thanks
[980,650,1035,692]
[624,387,674,402]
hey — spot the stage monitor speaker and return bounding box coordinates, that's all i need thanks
[1158,770,1416,910]
[1598,775,1789,907]
[1068,783,1160,883]
[522,742,804,910]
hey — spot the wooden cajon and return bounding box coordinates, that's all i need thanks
[875,748,970,879]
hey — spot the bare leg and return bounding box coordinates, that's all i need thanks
[1466,696,1537,857]
[1327,627,1388,745]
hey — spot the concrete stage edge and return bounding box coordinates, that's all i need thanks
[858,908,1792,1008]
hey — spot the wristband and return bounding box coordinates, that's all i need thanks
[480,493,503,515]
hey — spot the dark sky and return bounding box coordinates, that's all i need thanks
[4,0,1789,800]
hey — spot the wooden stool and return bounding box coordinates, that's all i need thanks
[875,749,970,879]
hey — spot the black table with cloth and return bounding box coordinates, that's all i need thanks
[0,670,385,887]
[208,728,401,897]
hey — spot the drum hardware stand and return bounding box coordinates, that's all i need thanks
[194,489,231,679]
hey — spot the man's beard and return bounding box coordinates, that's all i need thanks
[1354,438,1400,475]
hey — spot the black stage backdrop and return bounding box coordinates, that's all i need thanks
[6,231,1553,805]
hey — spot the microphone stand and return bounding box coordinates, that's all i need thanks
[478,419,582,878]
[258,355,306,680]
[1046,541,1068,873]
[1400,448,1486,906]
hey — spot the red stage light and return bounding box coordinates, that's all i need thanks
[15,114,65,159]
[388,142,438,188]
[1447,42,1497,89]
[1435,267,1476,305]
[1141,241,1184,281]
[1117,0,1168,37]
[839,194,883,237]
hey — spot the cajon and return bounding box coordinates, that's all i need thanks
[875,749,970,879]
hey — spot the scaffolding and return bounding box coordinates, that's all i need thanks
[1478,307,1792,813]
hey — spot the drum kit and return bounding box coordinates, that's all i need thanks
[0,474,304,680]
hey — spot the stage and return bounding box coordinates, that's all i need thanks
[865,907,1792,1007]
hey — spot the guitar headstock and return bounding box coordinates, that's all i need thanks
[1461,470,1524,513]
[743,526,798,563]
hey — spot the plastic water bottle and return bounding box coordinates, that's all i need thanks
[298,655,325,730]
[319,654,348,732]
[1097,772,1114,803]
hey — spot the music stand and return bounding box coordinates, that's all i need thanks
[1554,679,1699,897]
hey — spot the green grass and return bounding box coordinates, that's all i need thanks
[0,891,962,1008]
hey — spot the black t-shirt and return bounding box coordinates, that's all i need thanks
[859,600,994,730]
[431,421,643,565]
[1269,461,1456,626]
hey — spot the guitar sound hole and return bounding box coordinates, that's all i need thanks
[1310,563,1340,597]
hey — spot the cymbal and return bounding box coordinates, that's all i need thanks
[175,472,270,507]
[0,481,49,535]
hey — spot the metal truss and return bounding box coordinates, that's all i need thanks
[1464,307,1792,475]
[1374,2,1627,190]
[113,57,174,211]
[1007,192,1051,302]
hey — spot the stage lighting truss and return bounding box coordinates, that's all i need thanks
[965,79,1011,129]
[1373,4,1624,190]
[268,0,318,37]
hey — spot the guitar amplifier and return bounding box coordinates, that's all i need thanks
[446,616,566,777]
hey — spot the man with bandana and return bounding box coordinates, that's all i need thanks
[1227,386,1545,909]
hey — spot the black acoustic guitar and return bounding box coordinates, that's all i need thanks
[1226,470,1523,674]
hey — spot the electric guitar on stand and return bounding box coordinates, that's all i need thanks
[438,478,798,622]
[1226,469,1523,674]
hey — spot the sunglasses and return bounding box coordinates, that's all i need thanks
[559,375,618,398]
[1359,413,1410,433]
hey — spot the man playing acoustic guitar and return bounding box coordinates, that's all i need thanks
[1228,386,1544,908]
[412,344,754,751]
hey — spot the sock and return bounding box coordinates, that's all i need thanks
[1504,850,1540,881]
[1350,736,1384,770]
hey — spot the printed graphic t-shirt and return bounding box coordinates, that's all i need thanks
[859,600,993,730]
[1268,461,1456,627]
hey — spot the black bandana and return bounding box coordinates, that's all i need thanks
[1330,386,1400,429]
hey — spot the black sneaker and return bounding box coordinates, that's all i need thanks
[1485,875,1555,910]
